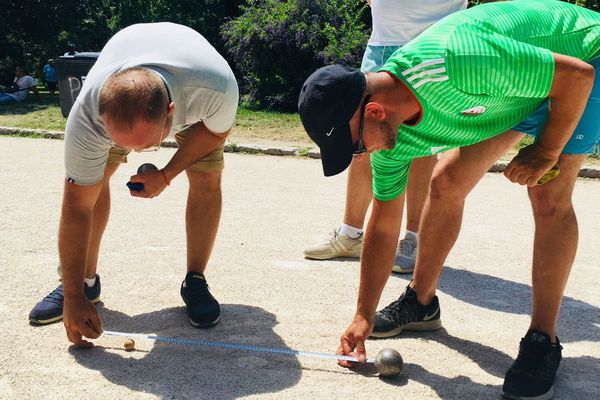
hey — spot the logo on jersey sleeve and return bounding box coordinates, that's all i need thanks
[430,146,449,155]
[460,106,486,116]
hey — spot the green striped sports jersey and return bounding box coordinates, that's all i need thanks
[371,0,600,201]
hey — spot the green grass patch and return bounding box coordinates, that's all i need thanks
[0,92,310,144]
[0,93,66,131]
[231,107,307,144]
[2,94,599,163]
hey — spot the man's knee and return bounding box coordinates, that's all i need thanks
[528,186,572,218]
[187,170,222,195]
[429,167,469,201]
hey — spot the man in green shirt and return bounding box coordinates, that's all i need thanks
[298,1,599,398]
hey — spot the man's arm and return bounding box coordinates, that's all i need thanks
[339,195,404,365]
[504,54,595,186]
[164,121,229,181]
[30,84,40,100]
[128,121,229,198]
[60,180,104,346]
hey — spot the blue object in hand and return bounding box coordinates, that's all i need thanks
[126,181,144,191]
[127,163,158,191]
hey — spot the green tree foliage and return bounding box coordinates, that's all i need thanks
[222,0,369,111]
[0,0,244,84]
[1,0,598,109]
[1,0,111,82]
[103,0,244,55]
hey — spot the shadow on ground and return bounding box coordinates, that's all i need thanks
[69,304,301,400]
[386,267,600,399]
[390,266,600,343]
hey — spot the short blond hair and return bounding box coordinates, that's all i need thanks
[99,67,168,129]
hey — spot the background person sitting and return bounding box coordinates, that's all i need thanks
[0,66,39,105]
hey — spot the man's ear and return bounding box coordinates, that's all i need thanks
[167,101,176,116]
[365,101,385,121]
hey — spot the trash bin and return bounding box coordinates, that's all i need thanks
[54,52,100,118]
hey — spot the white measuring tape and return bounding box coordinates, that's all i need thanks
[104,330,374,363]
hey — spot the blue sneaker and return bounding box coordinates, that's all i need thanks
[180,272,221,328]
[29,275,101,325]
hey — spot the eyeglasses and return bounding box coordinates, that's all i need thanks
[135,115,168,153]
[110,115,168,152]
[353,95,371,156]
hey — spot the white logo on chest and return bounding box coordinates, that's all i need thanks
[460,105,486,116]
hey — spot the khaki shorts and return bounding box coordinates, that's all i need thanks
[107,127,225,172]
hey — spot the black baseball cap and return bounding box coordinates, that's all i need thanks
[298,64,366,176]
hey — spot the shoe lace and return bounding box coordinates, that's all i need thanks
[380,293,419,325]
[42,285,64,305]
[399,239,417,256]
[184,281,213,305]
[326,229,341,244]
[326,229,363,244]
[514,339,559,379]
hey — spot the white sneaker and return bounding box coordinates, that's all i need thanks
[392,237,417,273]
[304,229,363,260]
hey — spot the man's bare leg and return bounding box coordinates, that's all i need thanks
[304,155,375,259]
[84,162,119,279]
[181,169,223,328]
[405,155,437,233]
[185,170,222,273]
[342,154,374,229]
[412,130,524,305]
[393,155,438,272]
[528,153,587,340]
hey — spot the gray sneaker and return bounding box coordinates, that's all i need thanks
[304,229,363,260]
[392,237,417,273]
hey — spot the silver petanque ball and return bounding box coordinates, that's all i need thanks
[375,348,404,377]
[137,163,158,175]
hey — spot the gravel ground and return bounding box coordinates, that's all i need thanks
[1,136,598,400]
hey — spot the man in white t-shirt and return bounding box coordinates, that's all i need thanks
[0,66,39,104]
[304,0,467,273]
[29,23,239,347]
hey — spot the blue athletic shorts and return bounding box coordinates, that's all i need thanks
[361,45,401,73]
[513,57,600,154]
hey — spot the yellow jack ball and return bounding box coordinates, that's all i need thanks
[123,338,135,351]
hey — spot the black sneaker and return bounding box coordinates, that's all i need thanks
[180,272,221,328]
[370,285,442,338]
[502,330,562,400]
[29,275,102,325]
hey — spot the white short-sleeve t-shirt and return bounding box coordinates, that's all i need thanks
[8,75,36,101]
[368,0,468,46]
[64,22,239,185]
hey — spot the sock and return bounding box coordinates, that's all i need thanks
[339,223,363,239]
[404,230,418,242]
[84,276,97,288]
